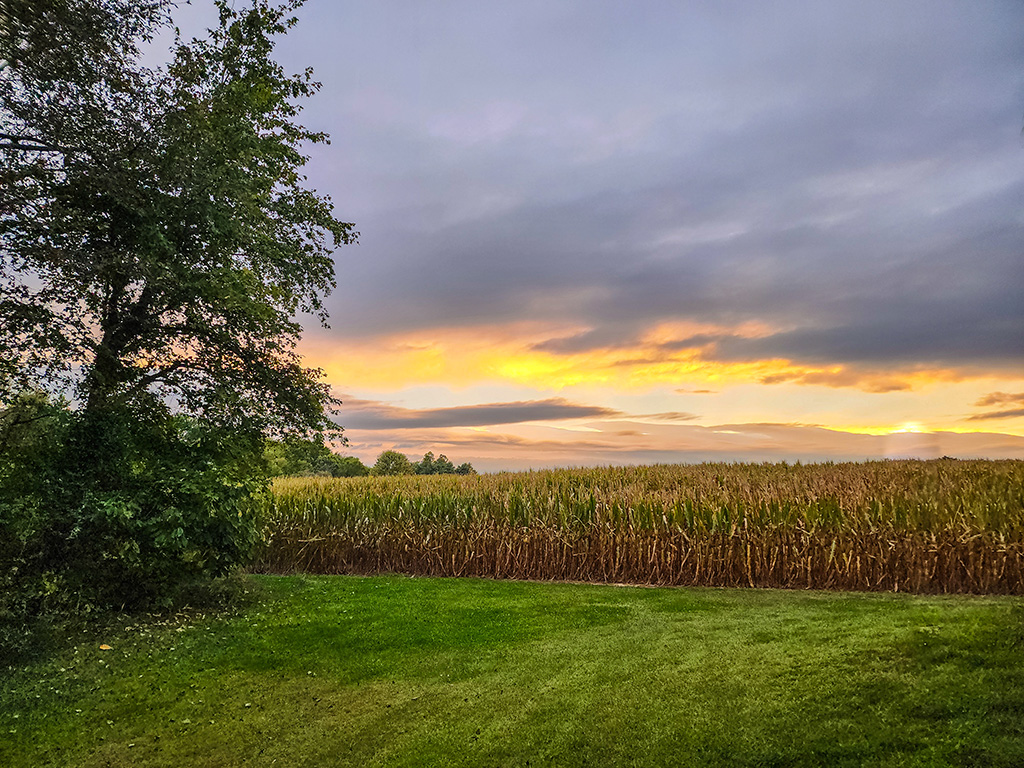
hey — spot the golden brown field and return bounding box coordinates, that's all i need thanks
[255,460,1024,594]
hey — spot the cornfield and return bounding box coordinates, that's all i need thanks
[254,460,1024,594]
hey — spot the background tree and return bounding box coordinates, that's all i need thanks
[416,451,437,475]
[432,454,456,474]
[331,455,372,477]
[415,451,461,475]
[0,0,355,621]
[264,437,368,477]
[372,450,415,476]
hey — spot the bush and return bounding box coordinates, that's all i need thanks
[0,394,265,652]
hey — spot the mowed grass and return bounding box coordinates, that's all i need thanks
[3,575,1024,767]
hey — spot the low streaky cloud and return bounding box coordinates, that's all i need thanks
[967,408,1024,422]
[760,369,913,393]
[675,388,718,395]
[632,412,700,422]
[342,421,1024,473]
[975,392,1024,408]
[339,396,623,430]
[966,392,1024,422]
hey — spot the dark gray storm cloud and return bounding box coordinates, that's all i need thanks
[170,0,1024,371]
[340,396,623,430]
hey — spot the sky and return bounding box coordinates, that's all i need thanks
[170,1,1024,471]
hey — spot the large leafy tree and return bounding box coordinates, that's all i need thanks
[0,0,355,617]
[0,0,355,436]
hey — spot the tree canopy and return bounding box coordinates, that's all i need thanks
[0,0,355,439]
[371,450,415,476]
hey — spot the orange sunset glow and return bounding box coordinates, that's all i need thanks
[297,325,1024,472]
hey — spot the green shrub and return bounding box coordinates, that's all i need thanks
[0,394,265,654]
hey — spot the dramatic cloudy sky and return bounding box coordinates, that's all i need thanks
[173,1,1024,470]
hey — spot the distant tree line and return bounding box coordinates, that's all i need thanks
[263,444,476,478]
[371,450,476,476]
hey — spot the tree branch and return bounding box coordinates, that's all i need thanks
[0,132,71,153]
[129,360,187,392]
[0,407,55,453]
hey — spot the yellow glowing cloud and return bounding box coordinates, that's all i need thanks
[302,322,998,395]
[300,322,1024,439]
[638,319,777,345]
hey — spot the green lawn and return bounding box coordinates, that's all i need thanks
[3,575,1023,767]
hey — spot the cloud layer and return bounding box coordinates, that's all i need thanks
[260,0,1024,382]
[339,396,623,430]
[168,2,1024,464]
